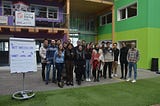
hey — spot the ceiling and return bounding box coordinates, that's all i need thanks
[70,0,113,17]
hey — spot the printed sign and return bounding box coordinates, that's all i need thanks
[10,38,37,73]
[0,16,8,25]
[15,11,35,26]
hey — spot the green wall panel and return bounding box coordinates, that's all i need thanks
[79,35,95,43]
[115,0,148,32]
[115,28,149,69]
[97,33,112,41]
[98,24,112,35]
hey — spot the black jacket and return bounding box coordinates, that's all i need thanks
[65,48,75,61]
[85,48,92,60]
[113,48,119,61]
[120,47,129,63]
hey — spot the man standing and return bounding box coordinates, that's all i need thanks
[126,42,140,83]
[45,39,57,85]
[103,42,114,79]
[120,42,129,79]
[112,43,119,77]
[39,39,48,81]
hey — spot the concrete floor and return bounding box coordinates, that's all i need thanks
[0,65,159,95]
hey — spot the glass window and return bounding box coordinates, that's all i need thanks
[100,12,112,26]
[119,8,126,20]
[107,13,112,24]
[2,1,12,16]
[127,3,137,18]
[118,2,137,21]
[48,8,58,19]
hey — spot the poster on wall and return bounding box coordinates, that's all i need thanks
[10,37,37,73]
[0,16,8,25]
[15,11,35,26]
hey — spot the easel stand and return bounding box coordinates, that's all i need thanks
[12,73,35,100]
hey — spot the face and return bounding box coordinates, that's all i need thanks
[68,44,72,49]
[122,42,126,47]
[57,40,61,45]
[113,43,117,48]
[43,40,48,46]
[68,39,71,43]
[51,40,55,45]
[79,46,82,51]
[59,44,63,50]
[95,44,99,49]
[63,43,67,48]
[131,43,136,49]
[87,44,90,49]
[106,43,110,47]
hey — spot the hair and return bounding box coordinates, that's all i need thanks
[58,43,64,51]
[67,43,74,48]
[113,43,117,45]
[106,41,111,45]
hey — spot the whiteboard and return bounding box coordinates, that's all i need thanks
[10,38,37,73]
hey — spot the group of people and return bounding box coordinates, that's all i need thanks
[39,39,140,88]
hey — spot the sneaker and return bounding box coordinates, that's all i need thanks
[115,74,118,77]
[126,78,131,82]
[86,78,89,82]
[111,74,114,77]
[88,78,91,82]
[132,80,136,83]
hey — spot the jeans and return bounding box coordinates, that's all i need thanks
[128,62,137,80]
[120,62,128,78]
[103,62,112,78]
[85,59,91,79]
[46,60,56,83]
[56,63,64,82]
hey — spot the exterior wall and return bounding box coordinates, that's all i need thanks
[0,0,64,25]
[79,34,95,43]
[97,0,160,69]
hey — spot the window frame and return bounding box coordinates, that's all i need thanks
[30,4,59,20]
[100,12,112,26]
[2,1,13,16]
[117,2,138,21]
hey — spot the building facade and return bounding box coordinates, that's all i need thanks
[98,0,160,69]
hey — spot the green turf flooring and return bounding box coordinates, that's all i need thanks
[1,77,160,106]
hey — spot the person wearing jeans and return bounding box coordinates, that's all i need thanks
[46,40,57,85]
[126,42,140,83]
[54,44,65,88]
[85,43,92,82]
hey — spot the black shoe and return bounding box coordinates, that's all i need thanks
[52,80,57,83]
[94,79,97,82]
[124,77,127,79]
[45,82,48,85]
[66,82,70,86]
[109,77,112,79]
[77,81,81,85]
[70,82,74,86]
[104,76,106,79]
[97,79,100,82]
[120,77,123,79]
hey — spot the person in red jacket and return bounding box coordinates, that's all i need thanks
[91,43,102,82]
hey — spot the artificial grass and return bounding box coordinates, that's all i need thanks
[1,77,160,106]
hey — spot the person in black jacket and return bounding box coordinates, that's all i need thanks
[120,42,129,79]
[112,43,119,77]
[75,45,85,85]
[85,43,92,82]
[65,43,75,86]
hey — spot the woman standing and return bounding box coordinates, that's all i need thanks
[54,44,65,88]
[65,43,75,86]
[75,45,85,85]
[85,43,92,82]
[91,44,101,82]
